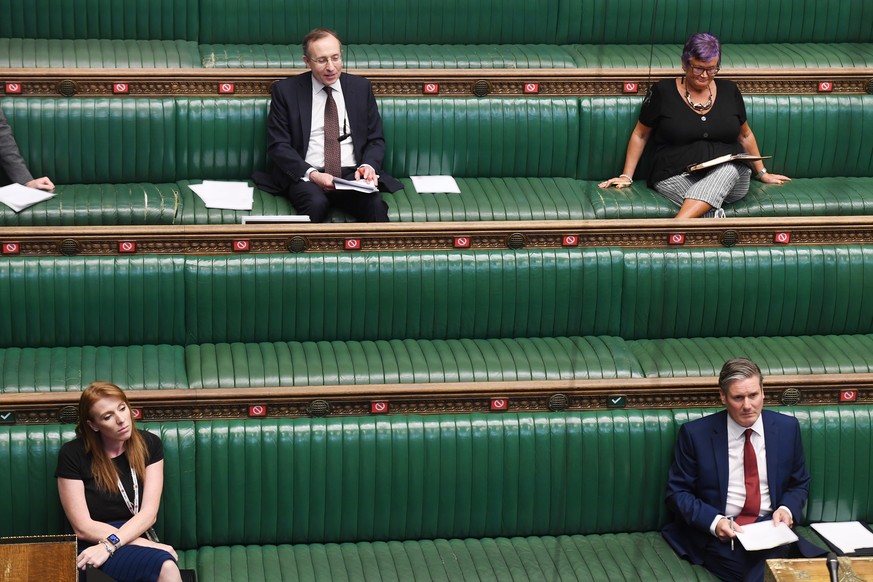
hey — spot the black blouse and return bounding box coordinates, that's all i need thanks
[56,430,164,524]
[639,78,747,186]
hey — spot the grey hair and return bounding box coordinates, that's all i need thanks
[718,358,763,393]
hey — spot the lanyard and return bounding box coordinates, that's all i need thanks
[116,464,139,516]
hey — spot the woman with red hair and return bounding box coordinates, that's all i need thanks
[56,382,182,581]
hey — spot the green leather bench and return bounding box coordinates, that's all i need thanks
[0,0,201,68]
[3,407,869,580]
[1,94,872,225]
[2,0,870,69]
[2,246,873,392]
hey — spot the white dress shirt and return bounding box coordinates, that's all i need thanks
[709,415,791,535]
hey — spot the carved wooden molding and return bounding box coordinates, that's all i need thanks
[2,217,873,256]
[2,375,870,424]
[1,68,871,98]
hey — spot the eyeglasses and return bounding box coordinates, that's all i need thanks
[309,54,342,66]
[689,65,720,76]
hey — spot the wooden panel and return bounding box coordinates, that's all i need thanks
[765,557,873,582]
[0,537,77,582]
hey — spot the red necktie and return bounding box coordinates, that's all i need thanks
[322,86,342,178]
[736,428,761,525]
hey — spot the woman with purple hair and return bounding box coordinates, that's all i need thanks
[600,32,789,218]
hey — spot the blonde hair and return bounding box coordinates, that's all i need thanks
[77,382,148,493]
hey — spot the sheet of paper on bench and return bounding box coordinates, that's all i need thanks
[333,177,378,193]
[0,183,56,212]
[411,175,461,193]
[241,215,311,224]
[189,180,254,210]
[812,522,873,554]
[735,521,798,552]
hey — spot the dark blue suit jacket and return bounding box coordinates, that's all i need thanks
[662,409,822,564]
[255,71,401,194]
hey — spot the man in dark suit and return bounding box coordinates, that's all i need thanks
[662,358,825,582]
[254,28,400,222]
[0,107,53,191]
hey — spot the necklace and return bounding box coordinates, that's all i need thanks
[684,82,713,112]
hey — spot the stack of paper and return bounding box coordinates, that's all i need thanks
[0,183,56,212]
[735,521,798,551]
[189,181,254,211]
[812,522,873,554]
[333,177,378,193]
[410,175,461,194]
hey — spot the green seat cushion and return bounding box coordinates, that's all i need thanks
[731,178,873,217]
[185,336,642,388]
[0,39,201,68]
[0,183,181,226]
[386,178,595,221]
[564,43,873,68]
[585,182,677,219]
[200,44,579,69]
[629,335,873,378]
[0,344,187,393]
[177,534,718,581]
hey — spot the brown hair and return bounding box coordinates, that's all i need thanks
[302,28,341,58]
[77,382,148,493]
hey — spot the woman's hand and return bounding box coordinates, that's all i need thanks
[598,176,634,189]
[760,172,791,185]
[76,542,112,571]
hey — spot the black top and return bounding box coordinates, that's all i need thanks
[55,430,164,524]
[639,78,747,186]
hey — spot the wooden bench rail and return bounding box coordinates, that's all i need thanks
[2,216,873,256]
[3,374,871,424]
[2,67,871,98]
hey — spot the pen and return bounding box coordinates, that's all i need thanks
[729,517,735,551]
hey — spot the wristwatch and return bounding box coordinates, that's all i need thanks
[106,533,120,547]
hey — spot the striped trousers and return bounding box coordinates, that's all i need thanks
[654,161,751,217]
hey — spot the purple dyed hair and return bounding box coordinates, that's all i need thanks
[681,32,721,68]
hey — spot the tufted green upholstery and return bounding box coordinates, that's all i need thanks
[0,345,187,392]
[0,256,186,349]
[1,94,872,224]
[1,247,873,392]
[4,408,871,580]
[185,336,643,388]
[0,39,202,68]
[194,0,873,69]
[2,0,871,68]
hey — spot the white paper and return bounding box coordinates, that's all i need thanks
[735,521,798,552]
[0,183,56,212]
[812,521,873,554]
[189,180,254,211]
[241,215,311,224]
[410,175,461,194]
[333,177,378,193]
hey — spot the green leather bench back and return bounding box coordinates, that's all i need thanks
[3,247,873,349]
[198,0,564,45]
[0,0,198,40]
[195,0,872,45]
[6,95,873,187]
[0,256,186,348]
[183,250,624,344]
[380,98,580,178]
[4,408,872,549]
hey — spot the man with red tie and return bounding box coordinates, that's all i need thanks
[255,28,401,222]
[662,358,826,582]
